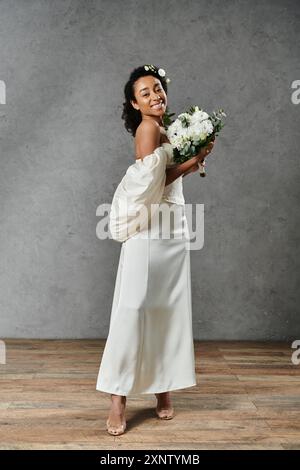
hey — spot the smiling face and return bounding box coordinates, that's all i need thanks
[130,75,167,123]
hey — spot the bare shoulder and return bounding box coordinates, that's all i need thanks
[136,119,160,136]
[135,121,161,160]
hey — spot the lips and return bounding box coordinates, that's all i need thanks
[151,101,164,109]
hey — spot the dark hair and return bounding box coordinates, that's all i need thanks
[121,65,168,137]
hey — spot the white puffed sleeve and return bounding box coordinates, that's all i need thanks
[109,143,171,243]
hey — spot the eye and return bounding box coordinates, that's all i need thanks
[142,87,162,97]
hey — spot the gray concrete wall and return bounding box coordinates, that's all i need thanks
[0,0,299,339]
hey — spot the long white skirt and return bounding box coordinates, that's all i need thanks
[96,201,197,395]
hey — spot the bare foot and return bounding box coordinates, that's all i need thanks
[106,394,126,435]
[155,392,174,419]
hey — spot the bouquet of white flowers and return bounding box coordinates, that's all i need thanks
[165,106,226,177]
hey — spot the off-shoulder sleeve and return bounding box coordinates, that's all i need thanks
[109,144,170,243]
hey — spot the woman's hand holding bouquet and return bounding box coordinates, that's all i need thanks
[164,106,226,177]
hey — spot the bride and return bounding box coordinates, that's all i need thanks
[96,64,214,435]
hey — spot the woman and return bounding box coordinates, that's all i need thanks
[96,65,214,435]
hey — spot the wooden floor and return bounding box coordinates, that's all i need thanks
[0,340,299,450]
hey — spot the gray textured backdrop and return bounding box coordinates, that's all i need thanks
[0,0,299,339]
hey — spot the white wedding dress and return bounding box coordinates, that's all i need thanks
[96,142,197,395]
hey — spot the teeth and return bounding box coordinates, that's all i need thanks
[152,102,163,108]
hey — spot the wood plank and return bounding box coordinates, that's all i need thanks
[0,339,299,450]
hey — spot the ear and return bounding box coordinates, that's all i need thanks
[130,99,139,111]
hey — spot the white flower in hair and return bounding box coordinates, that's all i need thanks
[144,64,156,72]
[158,68,166,77]
[143,64,170,82]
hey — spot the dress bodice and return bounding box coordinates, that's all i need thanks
[160,142,185,206]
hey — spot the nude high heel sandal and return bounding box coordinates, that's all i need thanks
[155,407,175,420]
[106,394,127,435]
[155,393,174,419]
[106,418,127,436]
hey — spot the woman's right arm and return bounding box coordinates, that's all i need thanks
[165,156,202,186]
[166,139,215,185]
